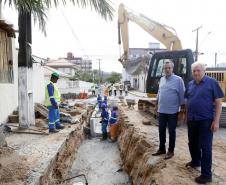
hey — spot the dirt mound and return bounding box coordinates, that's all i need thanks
[0,147,29,185]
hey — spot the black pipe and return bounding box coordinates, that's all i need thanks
[63,174,88,185]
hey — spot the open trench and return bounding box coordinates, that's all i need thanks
[36,100,162,185]
[37,97,199,185]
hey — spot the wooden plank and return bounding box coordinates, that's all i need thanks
[35,103,48,118]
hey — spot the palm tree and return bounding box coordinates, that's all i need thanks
[1,0,114,128]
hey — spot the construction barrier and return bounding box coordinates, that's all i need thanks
[79,92,88,99]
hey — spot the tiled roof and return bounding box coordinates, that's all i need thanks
[43,66,72,78]
[0,20,16,38]
[45,58,79,69]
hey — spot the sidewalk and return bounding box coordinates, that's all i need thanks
[0,102,93,185]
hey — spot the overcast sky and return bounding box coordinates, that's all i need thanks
[3,0,226,72]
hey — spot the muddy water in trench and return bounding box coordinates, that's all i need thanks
[65,139,130,185]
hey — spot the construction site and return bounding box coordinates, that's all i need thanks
[1,1,226,185]
[1,91,226,185]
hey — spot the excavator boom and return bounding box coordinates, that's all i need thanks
[118,3,182,65]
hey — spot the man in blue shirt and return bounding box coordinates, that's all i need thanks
[185,62,224,184]
[152,60,185,160]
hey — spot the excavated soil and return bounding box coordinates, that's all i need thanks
[39,127,84,185]
[0,147,29,185]
[118,105,226,185]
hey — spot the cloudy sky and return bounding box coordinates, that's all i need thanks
[2,0,226,72]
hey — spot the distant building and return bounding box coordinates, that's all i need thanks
[217,63,226,67]
[66,52,92,73]
[44,58,80,77]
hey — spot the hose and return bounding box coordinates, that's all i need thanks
[63,174,88,185]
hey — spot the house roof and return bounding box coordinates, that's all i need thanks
[45,58,80,70]
[206,67,226,72]
[0,20,16,38]
[43,66,72,78]
[32,55,47,64]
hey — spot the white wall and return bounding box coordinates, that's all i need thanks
[122,68,132,82]
[44,77,79,94]
[138,71,147,93]
[78,81,94,94]
[33,63,45,104]
[0,38,18,123]
[44,77,94,95]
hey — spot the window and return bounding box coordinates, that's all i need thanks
[178,58,187,75]
[155,59,164,77]
[0,30,13,83]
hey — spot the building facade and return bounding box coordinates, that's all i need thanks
[122,43,165,92]
[66,52,92,73]
[44,58,80,77]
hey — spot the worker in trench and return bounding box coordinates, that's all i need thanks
[152,60,185,159]
[100,103,109,140]
[97,94,102,112]
[45,72,65,133]
[103,96,108,108]
[109,106,119,142]
[185,61,224,184]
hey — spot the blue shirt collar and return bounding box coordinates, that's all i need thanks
[164,74,174,80]
[193,75,206,84]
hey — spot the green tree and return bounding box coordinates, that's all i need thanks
[106,72,122,84]
[79,72,93,82]
[2,1,114,31]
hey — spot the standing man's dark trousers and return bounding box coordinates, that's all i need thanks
[109,90,112,96]
[114,90,117,96]
[187,120,213,178]
[158,113,178,153]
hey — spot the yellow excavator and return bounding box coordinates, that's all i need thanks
[118,3,194,122]
[118,3,194,96]
[118,3,226,125]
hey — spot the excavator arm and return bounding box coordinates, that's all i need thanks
[118,3,182,65]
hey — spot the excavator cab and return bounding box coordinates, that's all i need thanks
[146,49,194,97]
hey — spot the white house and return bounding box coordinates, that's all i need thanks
[44,58,80,77]
[44,65,94,95]
[122,43,165,92]
[0,20,18,123]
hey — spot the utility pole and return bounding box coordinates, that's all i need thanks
[192,26,202,61]
[18,10,35,128]
[0,1,2,19]
[215,52,217,67]
[97,58,101,84]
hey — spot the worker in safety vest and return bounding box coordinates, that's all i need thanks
[119,83,123,95]
[45,72,65,133]
[91,84,96,95]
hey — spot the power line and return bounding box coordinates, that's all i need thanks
[199,31,212,49]
[60,8,89,58]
